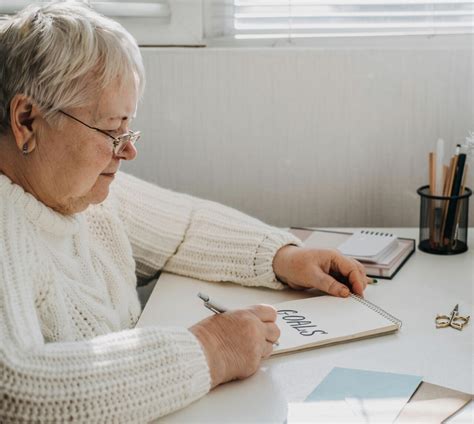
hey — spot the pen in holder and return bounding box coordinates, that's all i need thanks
[417,185,471,254]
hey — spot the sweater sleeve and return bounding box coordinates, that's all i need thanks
[0,226,210,423]
[108,172,302,289]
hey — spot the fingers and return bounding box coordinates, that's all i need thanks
[354,260,373,288]
[315,271,352,297]
[249,304,277,322]
[249,305,280,344]
[246,309,279,358]
[330,253,366,295]
[264,321,280,344]
[262,341,274,358]
[247,306,280,358]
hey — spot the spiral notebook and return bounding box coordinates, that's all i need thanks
[137,273,402,356]
[337,230,398,264]
[272,294,401,355]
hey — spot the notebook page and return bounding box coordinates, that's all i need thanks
[375,240,409,266]
[272,295,399,355]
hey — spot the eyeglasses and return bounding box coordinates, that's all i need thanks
[58,110,141,155]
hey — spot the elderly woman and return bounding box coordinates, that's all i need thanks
[0,2,369,423]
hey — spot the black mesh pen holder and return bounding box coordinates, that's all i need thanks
[417,185,471,255]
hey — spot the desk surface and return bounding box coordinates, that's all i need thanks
[138,228,473,423]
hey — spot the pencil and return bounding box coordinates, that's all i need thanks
[428,152,436,245]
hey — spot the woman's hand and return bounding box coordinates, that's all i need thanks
[190,305,279,389]
[272,245,370,297]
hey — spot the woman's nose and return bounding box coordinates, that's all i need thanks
[115,140,137,161]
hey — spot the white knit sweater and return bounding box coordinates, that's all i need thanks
[0,171,301,423]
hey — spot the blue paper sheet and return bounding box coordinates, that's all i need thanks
[288,367,422,423]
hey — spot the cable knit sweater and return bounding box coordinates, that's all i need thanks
[0,171,301,423]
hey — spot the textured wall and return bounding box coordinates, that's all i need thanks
[123,46,473,228]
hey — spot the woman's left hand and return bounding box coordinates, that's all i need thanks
[272,245,371,297]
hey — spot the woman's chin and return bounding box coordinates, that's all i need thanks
[89,179,112,204]
[69,182,112,213]
[54,177,114,215]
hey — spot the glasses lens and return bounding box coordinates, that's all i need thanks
[114,131,140,155]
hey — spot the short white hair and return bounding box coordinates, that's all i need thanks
[0,1,145,134]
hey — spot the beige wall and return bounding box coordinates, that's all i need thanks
[123,44,473,228]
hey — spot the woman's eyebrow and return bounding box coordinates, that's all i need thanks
[94,113,136,127]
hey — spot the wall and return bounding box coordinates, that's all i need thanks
[123,42,473,228]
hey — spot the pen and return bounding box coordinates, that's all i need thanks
[198,292,227,314]
[197,292,279,346]
[435,138,444,196]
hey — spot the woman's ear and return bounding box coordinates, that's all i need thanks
[9,94,42,154]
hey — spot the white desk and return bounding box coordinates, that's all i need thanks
[138,228,473,423]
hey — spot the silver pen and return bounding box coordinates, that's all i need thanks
[197,292,279,346]
[198,292,228,314]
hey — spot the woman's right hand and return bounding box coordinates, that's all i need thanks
[189,305,280,389]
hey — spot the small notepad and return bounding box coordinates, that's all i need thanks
[337,230,398,263]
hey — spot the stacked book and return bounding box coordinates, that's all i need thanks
[290,228,415,279]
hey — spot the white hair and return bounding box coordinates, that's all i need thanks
[0,1,145,134]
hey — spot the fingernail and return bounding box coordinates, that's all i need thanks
[340,288,350,297]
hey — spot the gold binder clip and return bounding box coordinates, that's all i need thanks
[436,304,470,331]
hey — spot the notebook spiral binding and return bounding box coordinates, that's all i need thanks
[350,294,403,329]
[360,230,394,237]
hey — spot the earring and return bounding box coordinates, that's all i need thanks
[22,142,29,155]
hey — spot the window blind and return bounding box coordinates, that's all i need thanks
[205,0,474,39]
[0,1,204,46]
[90,1,170,17]
[0,1,170,18]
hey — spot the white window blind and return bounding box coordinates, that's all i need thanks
[0,0,204,46]
[0,0,170,17]
[205,0,474,40]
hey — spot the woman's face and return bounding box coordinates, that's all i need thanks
[31,76,139,214]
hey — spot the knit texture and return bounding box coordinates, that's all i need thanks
[0,171,301,423]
